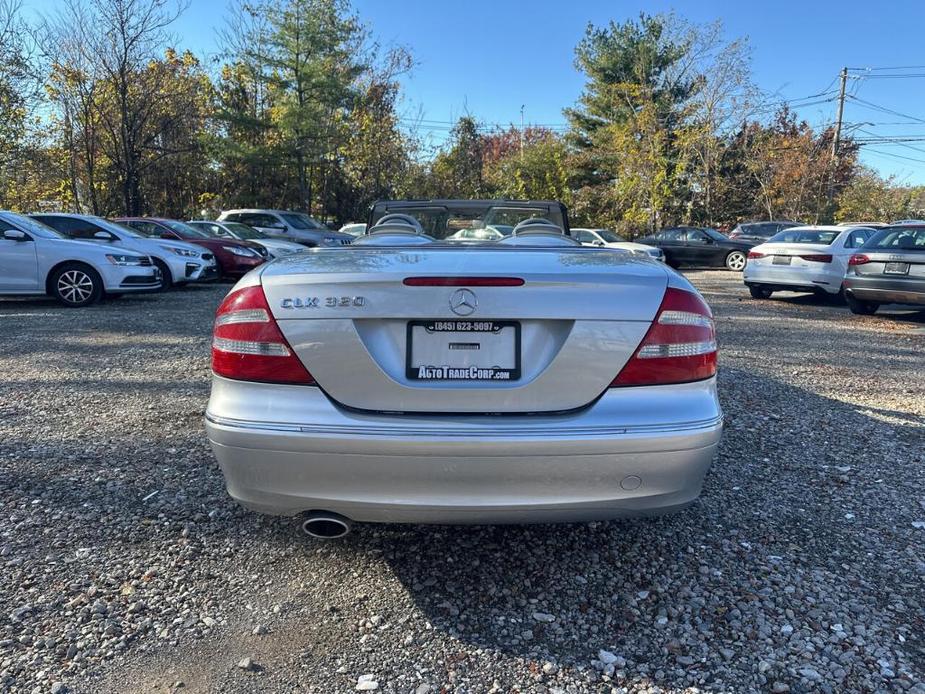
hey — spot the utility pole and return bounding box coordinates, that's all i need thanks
[832,67,848,158]
[520,105,525,158]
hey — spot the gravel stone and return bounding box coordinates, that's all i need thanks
[0,273,922,693]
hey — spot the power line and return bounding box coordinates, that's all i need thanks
[861,147,925,165]
[846,95,925,124]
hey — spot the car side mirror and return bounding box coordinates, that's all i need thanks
[3,229,28,241]
[593,240,604,246]
[93,230,116,241]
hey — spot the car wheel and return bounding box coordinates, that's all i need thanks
[50,263,103,307]
[749,285,772,299]
[666,258,681,269]
[153,259,173,291]
[846,294,878,315]
[104,293,124,300]
[725,250,747,272]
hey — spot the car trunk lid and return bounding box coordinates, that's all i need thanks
[260,247,669,413]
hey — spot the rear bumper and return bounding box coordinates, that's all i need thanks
[844,276,925,306]
[204,376,723,524]
[743,264,840,293]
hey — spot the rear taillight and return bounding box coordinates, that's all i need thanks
[848,254,870,266]
[747,251,765,259]
[212,285,316,385]
[610,287,717,387]
[799,254,832,263]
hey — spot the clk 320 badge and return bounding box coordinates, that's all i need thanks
[280,296,366,309]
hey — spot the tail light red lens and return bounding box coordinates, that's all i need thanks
[848,254,870,266]
[610,287,717,387]
[212,285,316,385]
[747,251,765,259]
[799,254,833,263]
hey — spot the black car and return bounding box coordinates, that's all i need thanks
[729,220,800,243]
[639,226,754,271]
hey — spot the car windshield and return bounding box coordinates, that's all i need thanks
[85,216,139,238]
[5,212,65,239]
[701,228,728,242]
[596,230,625,243]
[222,223,266,240]
[866,227,925,251]
[162,220,211,238]
[370,203,566,242]
[768,229,839,245]
[281,213,325,230]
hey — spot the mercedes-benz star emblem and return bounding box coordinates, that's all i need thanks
[449,288,477,316]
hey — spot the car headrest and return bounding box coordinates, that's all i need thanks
[368,213,425,235]
[512,218,565,236]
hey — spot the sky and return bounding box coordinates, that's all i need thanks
[22,0,925,184]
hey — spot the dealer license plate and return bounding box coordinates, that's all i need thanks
[406,320,520,381]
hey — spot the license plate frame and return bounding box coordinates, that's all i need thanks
[772,255,792,265]
[406,320,521,381]
[884,262,910,275]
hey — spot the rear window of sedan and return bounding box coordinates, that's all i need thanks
[767,230,838,245]
[865,227,925,251]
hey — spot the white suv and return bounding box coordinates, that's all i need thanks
[217,209,353,247]
[0,211,160,307]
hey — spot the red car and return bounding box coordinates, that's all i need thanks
[115,217,268,279]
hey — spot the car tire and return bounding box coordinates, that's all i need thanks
[666,258,681,269]
[50,263,103,307]
[846,294,878,315]
[725,250,747,272]
[104,293,124,300]
[153,259,173,291]
[749,285,772,299]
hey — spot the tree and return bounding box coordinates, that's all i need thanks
[836,167,923,222]
[486,131,572,204]
[564,13,706,234]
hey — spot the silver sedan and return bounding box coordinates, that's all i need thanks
[205,201,723,537]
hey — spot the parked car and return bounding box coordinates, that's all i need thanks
[843,224,925,315]
[31,213,217,290]
[572,227,665,261]
[187,220,305,259]
[338,223,367,237]
[639,226,754,271]
[205,198,723,536]
[891,219,925,225]
[729,220,800,243]
[742,225,877,299]
[0,211,160,306]
[217,209,354,247]
[115,217,267,280]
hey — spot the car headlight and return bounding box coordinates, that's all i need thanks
[223,245,258,257]
[648,249,663,258]
[106,254,146,266]
[162,245,198,257]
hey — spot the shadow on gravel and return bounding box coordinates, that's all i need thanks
[350,366,925,687]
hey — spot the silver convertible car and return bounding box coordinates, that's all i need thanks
[205,200,723,537]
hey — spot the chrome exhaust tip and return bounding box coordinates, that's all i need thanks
[300,512,352,539]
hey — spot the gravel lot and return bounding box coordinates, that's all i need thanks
[1,272,923,694]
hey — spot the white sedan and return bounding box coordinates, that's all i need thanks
[0,211,160,306]
[572,228,665,261]
[743,225,877,299]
